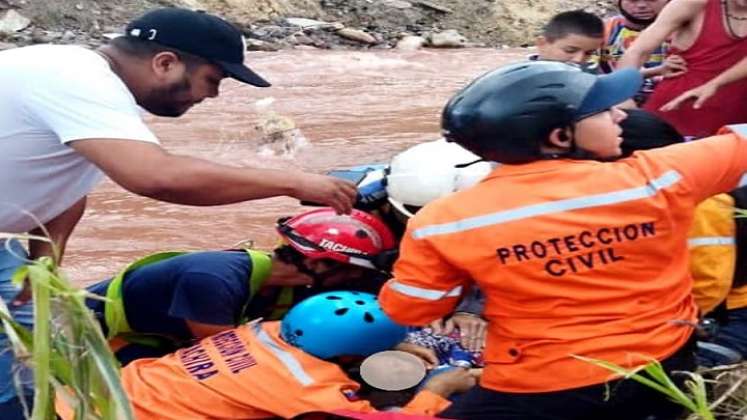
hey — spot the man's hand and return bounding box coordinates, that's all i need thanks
[292,173,357,214]
[660,82,719,112]
[394,342,438,369]
[422,367,481,398]
[451,313,487,352]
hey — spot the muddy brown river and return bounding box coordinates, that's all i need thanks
[64,47,528,285]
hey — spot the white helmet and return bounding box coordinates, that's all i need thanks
[386,139,495,219]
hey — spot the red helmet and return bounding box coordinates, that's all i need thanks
[276,208,397,271]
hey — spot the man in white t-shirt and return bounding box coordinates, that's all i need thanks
[0,8,356,418]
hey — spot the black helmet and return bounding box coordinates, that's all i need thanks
[441,61,642,163]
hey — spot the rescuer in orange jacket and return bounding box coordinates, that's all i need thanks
[59,292,478,419]
[378,60,747,419]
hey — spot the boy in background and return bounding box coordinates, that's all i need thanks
[596,0,686,104]
[530,10,605,67]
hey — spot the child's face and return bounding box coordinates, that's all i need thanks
[573,107,627,159]
[620,0,668,20]
[536,34,603,65]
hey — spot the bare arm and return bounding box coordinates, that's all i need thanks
[697,56,747,88]
[618,0,706,69]
[660,56,747,111]
[13,197,87,305]
[28,196,87,263]
[69,139,356,213]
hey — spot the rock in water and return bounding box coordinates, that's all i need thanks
[429,30,467,48]
[336,28,377,45]
[255,110,308,157]
[0,10,31,34]
[396,35,426,51]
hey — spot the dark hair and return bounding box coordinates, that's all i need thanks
[620,109,685,157]
[344,363,417,410]
[543,10,604,41]
[109,36,206,69]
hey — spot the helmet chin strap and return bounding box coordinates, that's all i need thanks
[454,158,487,168]
[540,125,604,161]
[619,0,657,27]
[275,245,328,290]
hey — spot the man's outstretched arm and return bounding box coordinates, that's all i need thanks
[70,138,356,213]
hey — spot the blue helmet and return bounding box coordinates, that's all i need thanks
[281,291,406,359]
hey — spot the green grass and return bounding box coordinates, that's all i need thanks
[0,233,133,420]
[574,355,715,420]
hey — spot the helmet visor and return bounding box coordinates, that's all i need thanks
[574,68,642,121]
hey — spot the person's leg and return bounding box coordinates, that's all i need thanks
[696,341,742,367]
[441,379,686,420]
[438,386,539,420]
[441,338,696,420]
[604,338,696,420]
[0,239,34,419]
[711,307,747,357]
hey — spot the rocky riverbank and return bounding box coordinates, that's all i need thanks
[0,0,615,51]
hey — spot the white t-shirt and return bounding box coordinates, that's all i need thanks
[0,45,159,233]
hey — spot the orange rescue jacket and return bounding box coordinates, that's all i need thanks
[380,131,747,393]
[99,322,449,419]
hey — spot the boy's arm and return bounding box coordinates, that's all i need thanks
[619,0,705,69]
[322,367,481,418]
[661,57,747,111]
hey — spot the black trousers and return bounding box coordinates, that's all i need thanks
[440,337,696,420]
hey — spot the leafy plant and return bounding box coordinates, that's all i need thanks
[734,208,747,219]
[0,233,133,420]
[574,355,715,420]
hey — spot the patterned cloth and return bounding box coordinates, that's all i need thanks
[594,15,669,105]
[405,328,483,368]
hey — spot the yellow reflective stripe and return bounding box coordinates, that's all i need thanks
[104,251,186,339]
[388,280,463,301]
[246,250,272,297]
[240,250,273,323]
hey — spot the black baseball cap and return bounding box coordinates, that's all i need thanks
[125,8,271,87]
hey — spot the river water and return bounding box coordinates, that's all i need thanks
[64,47,528,285]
